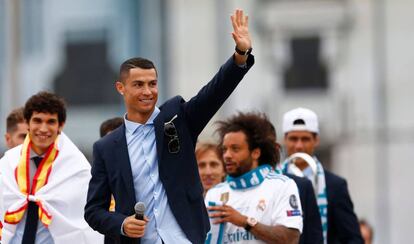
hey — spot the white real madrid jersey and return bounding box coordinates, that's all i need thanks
[205,172,303,244]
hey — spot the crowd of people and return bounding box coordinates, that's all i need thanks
[0,8,372,244]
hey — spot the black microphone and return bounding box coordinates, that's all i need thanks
[134,202,145,220]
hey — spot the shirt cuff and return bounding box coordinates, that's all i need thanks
[120,218,127,236]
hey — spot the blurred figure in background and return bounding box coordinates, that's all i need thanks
[195,142,226,196]
[4,107,28,149]
[280,107,363,244]
[100,117,123,138]
[359,219,373,244]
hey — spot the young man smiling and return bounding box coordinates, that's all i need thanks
[0,91,102,244]
[85,9,254,244]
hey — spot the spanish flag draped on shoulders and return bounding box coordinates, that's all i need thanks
[0,133,103,244]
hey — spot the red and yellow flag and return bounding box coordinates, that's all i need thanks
[4,135,59,226]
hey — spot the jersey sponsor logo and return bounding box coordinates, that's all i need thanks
[225,228,259,243]
[289,194,299,209]
[287,209,302,217]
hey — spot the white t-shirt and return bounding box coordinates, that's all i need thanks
[205,171,303,244]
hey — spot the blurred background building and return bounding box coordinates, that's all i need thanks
[1,0,413,243]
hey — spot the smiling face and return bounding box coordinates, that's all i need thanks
[222,131,260,177]
[28,112,64,155]
[116,67,158,124]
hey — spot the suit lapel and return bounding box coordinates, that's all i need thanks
[114,125,136,203]
[154,112,164,163]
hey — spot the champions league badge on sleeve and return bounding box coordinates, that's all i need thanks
[287,194,301,217]
[289,194,298,209]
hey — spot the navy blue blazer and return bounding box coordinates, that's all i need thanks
[286,174,323,244]
[84,55,254,244]
[325,170,364,244]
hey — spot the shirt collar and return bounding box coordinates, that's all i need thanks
[29,149,45,159]
[124,107,160,134]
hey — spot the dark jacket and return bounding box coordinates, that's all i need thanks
[84,55,254,244]
[286,173,323,244]
[325,170,364,244]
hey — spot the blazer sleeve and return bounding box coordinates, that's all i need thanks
[183,54,254,140]
[332,179,364,244]
[302,180,323,244]
[84,142,126,237]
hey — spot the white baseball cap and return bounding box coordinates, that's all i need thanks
[283,107,319,134]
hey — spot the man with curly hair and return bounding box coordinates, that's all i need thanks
[205,112,302,244]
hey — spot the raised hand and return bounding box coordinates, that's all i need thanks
[231,9,252,52]
[231,9,252,64]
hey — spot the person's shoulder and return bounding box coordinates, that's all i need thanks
[95,125,124,147]
[324,169,347,186]
[0,145,23,171]
[210,182,229,192]
[158,96,187,119]
[265,172,298,192]
[160,96,185,109]
[1,145,22,160]
[285,173,312,186]
[205,182,229,200]
[266,171,291,182]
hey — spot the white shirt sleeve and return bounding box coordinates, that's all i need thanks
[271,178,303,233]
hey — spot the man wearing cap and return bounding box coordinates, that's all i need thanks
[279,107,363,244]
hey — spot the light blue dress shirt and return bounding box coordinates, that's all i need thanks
[10,150,54,244]
[124,107,191,244]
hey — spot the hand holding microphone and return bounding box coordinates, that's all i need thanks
[135,202,145,220]
[123,202,149,238]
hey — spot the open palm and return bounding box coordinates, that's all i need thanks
[231,9,252,51]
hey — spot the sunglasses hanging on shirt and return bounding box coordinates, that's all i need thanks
[164,115,180,154]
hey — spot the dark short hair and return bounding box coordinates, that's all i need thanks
[24,91,66,125]
[118,57,157,82]
[215,112,280,167]
[6,107,25,133]
[100,117,124,137]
